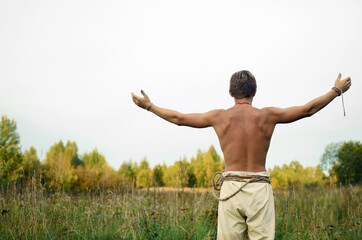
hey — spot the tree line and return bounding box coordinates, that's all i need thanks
[0,115,360,192]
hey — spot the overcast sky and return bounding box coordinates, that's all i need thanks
[1,0,361,170]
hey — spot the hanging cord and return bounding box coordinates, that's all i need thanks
[341,93,346,116]
[212,172,271,201]
[332,87,346,116]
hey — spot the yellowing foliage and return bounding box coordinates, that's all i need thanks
[269,161,326,189]
[4,114,357,191]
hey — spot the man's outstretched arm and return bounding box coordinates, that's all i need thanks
[131,90,219,128]
[265,73,351,124]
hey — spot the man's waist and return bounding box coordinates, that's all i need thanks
[212,171,270,201]
[222,171,270,178]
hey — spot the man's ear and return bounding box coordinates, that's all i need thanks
[252,89,256,97]
[229,90,233,97]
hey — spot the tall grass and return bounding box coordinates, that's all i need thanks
[0,184,360,239]
[274,185,361,239]
[0,185,217,240]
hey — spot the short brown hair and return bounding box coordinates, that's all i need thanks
[229,70,256,99]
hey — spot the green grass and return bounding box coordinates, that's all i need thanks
[274,186,361,239]
[0,185,360,239]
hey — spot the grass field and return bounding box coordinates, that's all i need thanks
[0,185,360,239]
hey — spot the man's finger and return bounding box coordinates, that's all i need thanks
[132,97,140,105]
[131,92,139,99]
[140,89,147,98]
[132,93,140,100]
[336,73,342,81]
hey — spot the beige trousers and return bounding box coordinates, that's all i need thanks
[217,171,275,240]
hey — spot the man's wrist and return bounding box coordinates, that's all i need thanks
[332,87,342,96]
[146,103,153,111]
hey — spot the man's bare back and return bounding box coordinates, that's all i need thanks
[212,104,275,172]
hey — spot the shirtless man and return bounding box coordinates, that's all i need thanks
[131,71,351,239]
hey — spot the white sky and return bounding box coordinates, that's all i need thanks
[1,0,361,170]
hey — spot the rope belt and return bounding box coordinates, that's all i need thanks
[212,172,271,201]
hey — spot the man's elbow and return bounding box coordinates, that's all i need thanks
[173,113,184,126]
[174,114,200,127]
[304,104,316,117]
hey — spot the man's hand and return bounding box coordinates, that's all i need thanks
[266,73,352,123]
[131,90,152,110]
[334,73,352,93]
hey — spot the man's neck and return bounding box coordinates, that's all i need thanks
[234,97,253,105]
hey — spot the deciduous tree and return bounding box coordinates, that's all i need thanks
[0,116,23,183]
[335,141,362,185]
[44,140,76,190]
[152,164,164,187]
[22,146,42,182]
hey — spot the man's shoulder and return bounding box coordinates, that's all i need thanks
[210,109,226,114]
[260,107,279,114]
[208,109,225,119]
[258,107,282,121]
